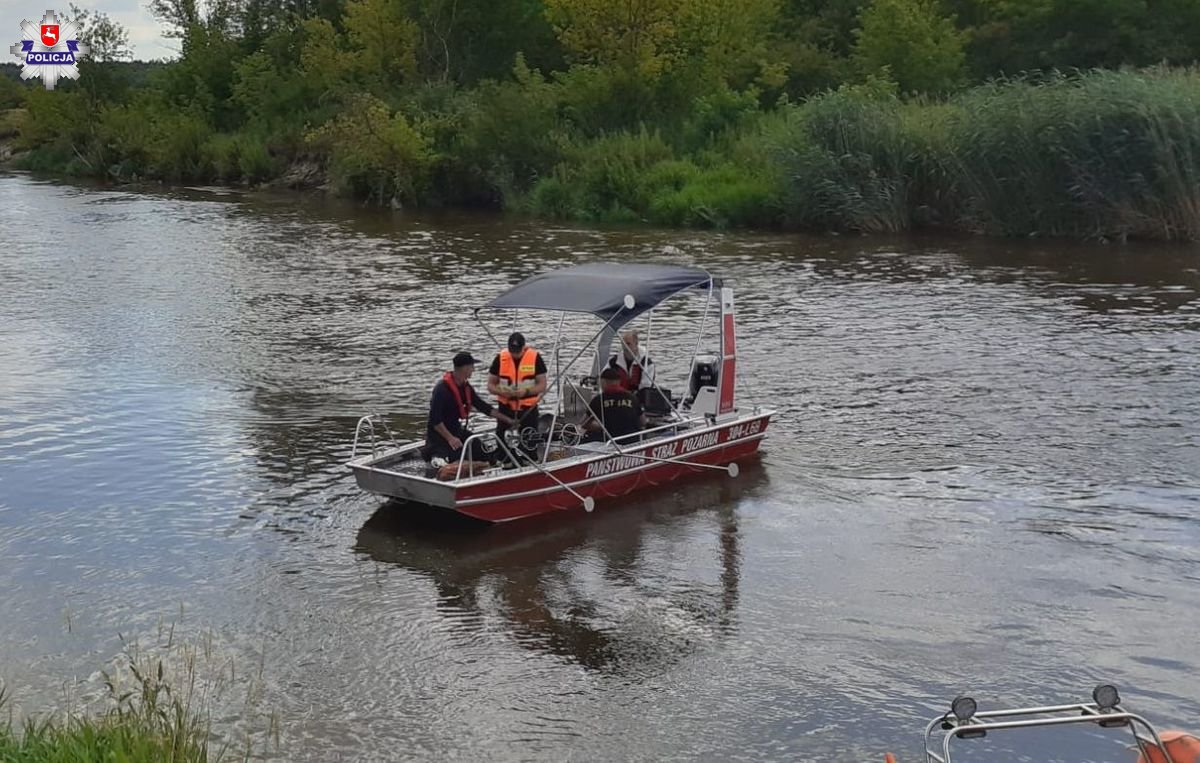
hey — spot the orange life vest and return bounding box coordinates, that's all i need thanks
[442,372,471,420]
[608,355,642,391]
[496,348,540,409]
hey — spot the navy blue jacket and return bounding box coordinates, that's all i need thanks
[427,376,493,443]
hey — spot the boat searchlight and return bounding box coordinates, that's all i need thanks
[951,695,978,722]
[1093,684,1121,711]
[944,695,986,739]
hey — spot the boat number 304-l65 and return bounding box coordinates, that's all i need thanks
[725,420,763,440]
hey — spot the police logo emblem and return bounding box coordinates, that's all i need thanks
[9,10,90,90]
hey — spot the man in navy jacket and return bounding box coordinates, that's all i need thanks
[425,351,514,463]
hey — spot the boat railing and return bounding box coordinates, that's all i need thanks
[453,429,500,481]
[916,686,1176,763]
[448,411,725,482]
[351,414,399,460]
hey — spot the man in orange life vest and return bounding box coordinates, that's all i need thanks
[425,351,514,463]
[487,332,547,442]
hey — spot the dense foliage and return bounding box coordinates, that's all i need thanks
[2,0,1198,240]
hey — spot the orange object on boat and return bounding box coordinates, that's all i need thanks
[1137,731,1200,763]
[884,754,898,763]
[436,460,491,480]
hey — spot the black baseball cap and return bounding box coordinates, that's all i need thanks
[507,332,526,352]
[453,351,479,368]
[600,366,621,381]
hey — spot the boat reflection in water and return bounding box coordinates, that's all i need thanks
[353,458,766,673]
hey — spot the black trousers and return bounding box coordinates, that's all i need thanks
[424,433,491,463]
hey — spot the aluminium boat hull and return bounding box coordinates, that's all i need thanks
[349,411,772,523]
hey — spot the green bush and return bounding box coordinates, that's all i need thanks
[524,131,781,228]
[208,130,281,184]
[15,89,90,153]
[525,172,584,219]
[96,101,156,178]
[0,75,27,110]
[677,87,763,153]
[526,126,675,221]
[306,93,432,205]
[237,136,279,183]
[149,112,215,181]
[0,108,25,143]
[448,57,570,206]
[207,132,241,181]
[851,0,967,95]
[646,161,781,228]
[554,64,655,136]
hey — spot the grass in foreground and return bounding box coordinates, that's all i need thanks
[0,671,208,762]
[0,625,277,762]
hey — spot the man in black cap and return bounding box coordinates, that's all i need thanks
[487,331,547,443]
[425,351,514,463]
[583,365,645,442]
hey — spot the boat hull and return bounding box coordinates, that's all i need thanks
[350,412,772,523]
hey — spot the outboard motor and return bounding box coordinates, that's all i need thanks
[686,354,719,405]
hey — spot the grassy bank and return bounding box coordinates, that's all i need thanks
[6,66,1199,242]
[0,628,275,762]
[0,683,206,761]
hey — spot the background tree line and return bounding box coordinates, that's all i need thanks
[2,0,1198,240]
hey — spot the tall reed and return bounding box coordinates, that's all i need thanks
[772,82,916,234]
[943,67,1200,240]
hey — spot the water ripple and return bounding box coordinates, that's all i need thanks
[1,177,1198,760]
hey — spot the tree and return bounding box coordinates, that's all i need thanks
[544,0,781,126]
[298,17,355,95]
[148,0,239,39]
[962,0,1200,76]
[69,4,132,62]
[344,0,420,88]
[852,0,966,93]
[404,0,563,84]
[0,72,26,110]
[774,0,867,96]
[677,0,780,83]
[544,0,685,81]
[67,5,132,106]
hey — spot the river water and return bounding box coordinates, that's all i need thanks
[1,174,1198,761]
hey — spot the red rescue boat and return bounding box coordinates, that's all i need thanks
[348,263,774,523]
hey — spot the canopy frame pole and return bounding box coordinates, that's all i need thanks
[472,308,503,351]
[645,309,652,359]
[541,310,568,463]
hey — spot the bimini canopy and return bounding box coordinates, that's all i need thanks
[479,263,714,325]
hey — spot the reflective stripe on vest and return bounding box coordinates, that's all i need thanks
[497,348,540,409]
